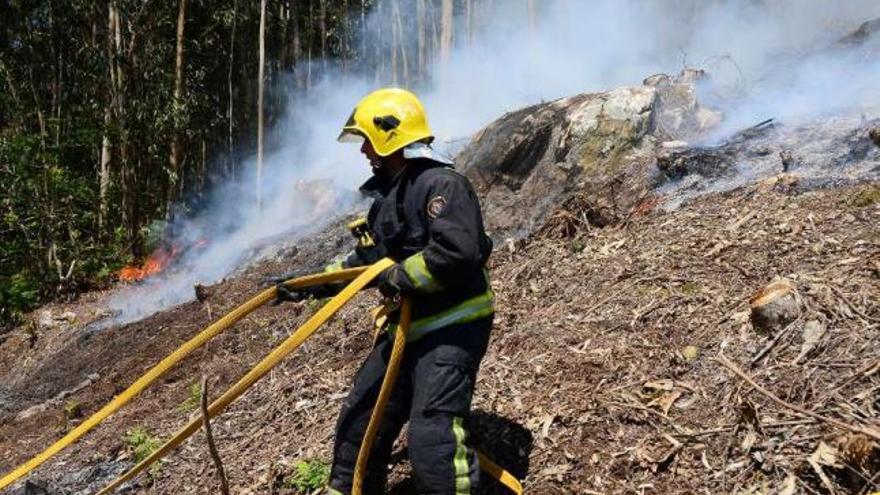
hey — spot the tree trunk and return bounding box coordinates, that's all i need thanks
[307,0,313,90]
[528,0,537,33]
[199,138,206,195]
[319,0,327,73]
[48,2,62,148]
[465,0,473,46]
[391,1,398,85]
[431,0,439,66]
[416,0,426,80]
[257,0,267,210]
[227,0,237,179]
[109,1,135,249]
[360,0,367,62]
[27,67,47,149]
[374,0,384,84]
[393,0,408,86]
[54,43,63,147]
[167,0,187,220]
[99,1,115,230]
[280,1,289,68]
[290,0,302,87]
[440,0,453,64]
[99,104,112,230]
[341,0,348,73]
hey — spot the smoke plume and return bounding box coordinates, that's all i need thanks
[104,0,880,326]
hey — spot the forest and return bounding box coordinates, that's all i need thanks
[0,0,514,327]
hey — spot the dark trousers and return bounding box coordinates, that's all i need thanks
[328,316,492,495]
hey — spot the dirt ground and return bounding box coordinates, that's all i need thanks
[1,178,878,494]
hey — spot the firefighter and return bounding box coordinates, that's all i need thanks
[273,88,494,494]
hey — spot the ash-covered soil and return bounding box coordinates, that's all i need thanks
[1,178,877,495]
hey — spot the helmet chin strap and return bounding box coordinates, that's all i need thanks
[371,157,408,184]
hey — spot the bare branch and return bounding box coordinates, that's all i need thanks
[200,376,230,495]
[716,354,880,441]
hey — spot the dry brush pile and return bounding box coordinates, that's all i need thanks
[479,179,879,494]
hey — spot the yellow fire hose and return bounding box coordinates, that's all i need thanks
[95,259,395,494]
[0,265,372,491]
[3,257,522,494]
[351,298,411,494]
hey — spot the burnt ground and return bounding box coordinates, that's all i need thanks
[0,178,878,495]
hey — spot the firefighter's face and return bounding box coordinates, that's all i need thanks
[360,138,383,171]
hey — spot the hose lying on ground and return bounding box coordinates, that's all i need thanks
[0,265,372,491]
[95,259,394,494]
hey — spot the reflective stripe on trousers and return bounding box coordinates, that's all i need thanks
[452,417,471,494]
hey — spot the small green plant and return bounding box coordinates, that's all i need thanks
[568,239,586,253]
[850,185,880,207]
[305,297,329,314]
[123,426,160,464]
[285,459,330,493]
[63,400,82,420]
[680,281,701,295]
[176,381,203,414]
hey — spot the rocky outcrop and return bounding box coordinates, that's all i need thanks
[458,62,880,236]
[656,117,880,209]
[457,70,720,238]
[837,16,880,49]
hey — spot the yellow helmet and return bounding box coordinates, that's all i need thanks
[337,88,434,157]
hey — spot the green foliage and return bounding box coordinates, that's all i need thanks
[285,459,331,493]
[0,131,128,328]
[568,239,586,253]
[849,185,880,207]
[305,297,329,314]
[0,274,39,322]
[0,0,408,330]
[680,281,701,295]
[142,219,170,254]
[122,426,161,464]
[63,400,82,420]
[176,381,203,414]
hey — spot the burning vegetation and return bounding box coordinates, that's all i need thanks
[117,239,209,283]
[117,245,182,283]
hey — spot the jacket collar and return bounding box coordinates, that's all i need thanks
[357,158,452,198]
[359,166,405,198]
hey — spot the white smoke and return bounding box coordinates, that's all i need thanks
[103,0,880,326]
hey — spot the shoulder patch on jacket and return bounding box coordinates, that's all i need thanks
[426,195,447,218]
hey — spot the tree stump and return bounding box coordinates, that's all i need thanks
[194,283,213,303]
[749,279,800,333]
[869,127,880,148]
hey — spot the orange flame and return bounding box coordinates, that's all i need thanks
[117,244,182,282]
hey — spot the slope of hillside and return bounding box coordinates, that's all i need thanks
[1,177,877,494]
[1,64,879,493]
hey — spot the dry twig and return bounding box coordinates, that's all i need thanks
[750,318,799,366]
[827,284,879,323]
[201,376,231,495]
[716,354,880,441]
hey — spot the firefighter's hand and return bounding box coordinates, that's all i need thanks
[272,281,342,306]
[375,264,409,299]
[273,284,309,305]
[269,270,311,305]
